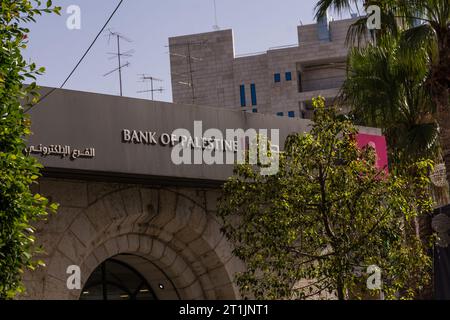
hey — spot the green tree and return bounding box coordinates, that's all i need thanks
[218,97,433,300]
[341,36,443,298]
[315,0,450,197]
[0,0,60,299]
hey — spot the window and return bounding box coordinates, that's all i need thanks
[297,71,303,92]
[80,258,157,300]
[276,112,284,116]
[250,83,257,106]
[285,72,292,81]
[301,110,306,119]
[288,111,295,118]
[317,15,331,41]
[239,85,246,107]
[252,108,258,113]
[274,73,281,83]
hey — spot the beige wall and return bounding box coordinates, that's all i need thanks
[169,29,236,109]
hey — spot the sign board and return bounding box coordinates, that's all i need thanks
[28,88,383,184]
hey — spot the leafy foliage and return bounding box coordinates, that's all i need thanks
[218,97,433,300]
[0,0,60,299]
[314,0,450,194]
[341,34,438,168]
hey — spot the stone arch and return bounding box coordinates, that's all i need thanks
[79,235,205,299]
[26,181,244,300]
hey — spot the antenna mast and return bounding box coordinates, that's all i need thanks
[168,41,206,104]
[213,0,220,30]
[104,29,133,96]
[137,74,164,101]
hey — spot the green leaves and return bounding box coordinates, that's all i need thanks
[316,0,450,194]
[342,32,438,168]
[218,98,432,300]
[0,0,59,299]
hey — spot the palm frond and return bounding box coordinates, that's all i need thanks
[345,17,371,47]
[400,23,435,50]
[340,29,439,163]
[404,122,439,159]
[314,0,353,19]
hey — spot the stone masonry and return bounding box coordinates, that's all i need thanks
[22,178,244,300]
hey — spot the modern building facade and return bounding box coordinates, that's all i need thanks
[21,87,382,300]
[169,15,355,118]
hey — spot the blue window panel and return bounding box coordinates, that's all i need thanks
[317,13,331,41]
[250,83,257,106]
[252,108,258,113]
[288,111,295,118]
[274,73,281,83]
[276,112,284,117]
[285,72,292,81]
[239,85,246,107]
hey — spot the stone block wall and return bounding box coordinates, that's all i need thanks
[21,178,244,300]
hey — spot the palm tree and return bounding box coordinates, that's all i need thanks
[342,32,449,207]
[315,0,450,196]
[342,35,439,168]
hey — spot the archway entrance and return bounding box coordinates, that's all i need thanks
[23,183,241,300]
[80,254,179,300]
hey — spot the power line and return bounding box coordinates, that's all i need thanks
[25,0,125,113]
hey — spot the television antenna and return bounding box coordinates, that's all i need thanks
[103,29,133,96]
[137,74,164,101]
[212,0,220,30]
[167,41,207,104]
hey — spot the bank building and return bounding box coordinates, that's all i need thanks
[22,16,384,300]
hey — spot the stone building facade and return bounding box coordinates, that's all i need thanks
[15,88,297,299]
[24,179,241,300]
[169,15,355,118]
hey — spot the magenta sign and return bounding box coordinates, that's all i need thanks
[356,133,388,173]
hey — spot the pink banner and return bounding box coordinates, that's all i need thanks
[356,133,388,173]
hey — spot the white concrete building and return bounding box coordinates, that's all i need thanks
[169,15,355,119]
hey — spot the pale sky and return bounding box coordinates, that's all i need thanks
[24,0,354,102]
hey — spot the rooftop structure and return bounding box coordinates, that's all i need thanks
[169,15,356,119]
